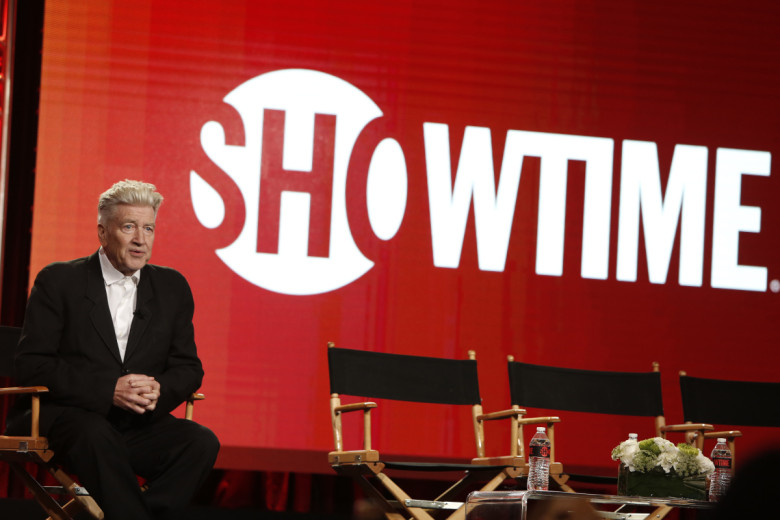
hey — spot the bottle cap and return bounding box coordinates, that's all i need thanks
[537,426,545,432]
[628,433,638,440]
[717,438,726,443]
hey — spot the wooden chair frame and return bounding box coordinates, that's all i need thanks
[1,326,205,520]
[328,343,523,520]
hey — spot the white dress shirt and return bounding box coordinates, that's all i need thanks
[99,248,139,361]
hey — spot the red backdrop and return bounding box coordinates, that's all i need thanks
[29,0,780,475]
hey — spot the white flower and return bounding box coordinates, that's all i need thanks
[658,451,676,473]
[696,452,715,475]
[611,438,640,471]
[611,437,715,476]
[654,437,677,454]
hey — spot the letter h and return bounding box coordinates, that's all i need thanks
[258,109,335,258]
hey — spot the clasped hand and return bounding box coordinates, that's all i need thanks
[113,373,160,414]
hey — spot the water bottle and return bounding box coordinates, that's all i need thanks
[709,438,732,501]
[527,426,551,491]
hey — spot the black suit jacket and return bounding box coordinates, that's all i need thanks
[13,252,204,435]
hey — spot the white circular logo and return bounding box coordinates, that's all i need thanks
[190,69,407,295]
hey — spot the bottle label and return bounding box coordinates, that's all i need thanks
[713,456,731,470]
[530,445,550,458]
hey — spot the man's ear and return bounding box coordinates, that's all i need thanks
[97,223,107,246]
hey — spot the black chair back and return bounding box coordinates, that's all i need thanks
[680,374,780,428]
[508,361,664,417]
[328,347,481,405]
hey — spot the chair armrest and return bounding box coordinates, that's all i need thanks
[330,401,378,454]
[184,392,205,421]
[334,401,377,414]
[660,423,714,433]
[703,430,742,439]
[0,386,49,438]
[0,385,49,396]
[661,423,715,450]
[507,416,562,462]
[516,416,561,425]
[477,408,527,422]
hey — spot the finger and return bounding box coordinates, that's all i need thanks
[130,404,147,414]
[130,379,155,388]
[131,384,153,394]
[124,392,152,406]
[126,374,153,383]
[123,374,154,388]
[120,399,148,414]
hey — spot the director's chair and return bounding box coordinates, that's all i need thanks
[327,343,524,520]
[498,358,713,495]
[0,325,204,520]
[676,371,780,467]
[493,358,714,502]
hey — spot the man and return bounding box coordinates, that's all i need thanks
[13,180,219,520]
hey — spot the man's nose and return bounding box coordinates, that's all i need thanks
[132,228,145,244]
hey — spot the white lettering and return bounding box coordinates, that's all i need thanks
[526,132,614,279]
[424,126,614,277]
[711,148,771,291]
[199,70,773,296]
[617,141,708,286]
[423,124,521,271]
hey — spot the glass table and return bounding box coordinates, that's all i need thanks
[464,490,715,520]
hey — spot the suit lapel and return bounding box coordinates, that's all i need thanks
[124,266,154,363]
[86,253,123,364]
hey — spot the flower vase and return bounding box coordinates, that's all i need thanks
[617,464,707,500]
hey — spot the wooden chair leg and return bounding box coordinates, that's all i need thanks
[435,471,487,502]
[48,499,85,520]
[45,496,103,520]
[353,476,406,520]
[551,473,574,493]
[8,461,71,520]
[441,470,512,520]
[48,468,104,520]
[374,471,437,520]
[6,457,104,520]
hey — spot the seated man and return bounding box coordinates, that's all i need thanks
[12,179,220,520]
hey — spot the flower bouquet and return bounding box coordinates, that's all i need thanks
[611,436,714,500]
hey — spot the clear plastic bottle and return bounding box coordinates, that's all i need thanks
[527,426,551,491]
[709,438,732,502]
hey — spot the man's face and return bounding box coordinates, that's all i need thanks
[98,204,156,275]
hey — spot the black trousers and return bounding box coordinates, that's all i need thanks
[47,407,220,520]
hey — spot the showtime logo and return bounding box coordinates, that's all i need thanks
[190,69,772,295]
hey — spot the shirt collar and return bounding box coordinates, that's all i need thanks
[98,247,141,285]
